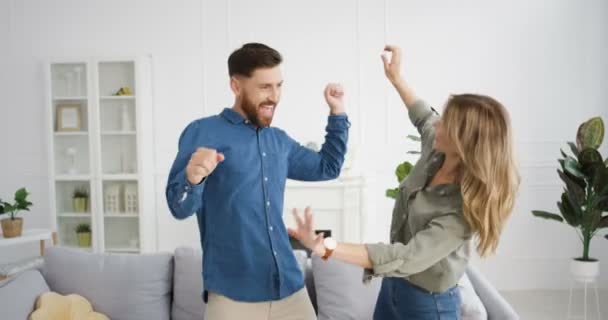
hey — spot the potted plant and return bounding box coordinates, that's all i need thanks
[386,135,420,199]
[75,223,91,247]
[73,187,89,213]
[0,188,33,238]
[532,116,608,283]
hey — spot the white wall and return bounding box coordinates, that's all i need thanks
[1,0,607,290]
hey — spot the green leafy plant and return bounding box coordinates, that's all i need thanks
[386,135,420,199]
[0,188,33,220]
[75,223,91,233]
[532,117,608,261]
[73,187,89,198]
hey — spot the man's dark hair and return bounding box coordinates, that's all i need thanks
[228,43,282,77]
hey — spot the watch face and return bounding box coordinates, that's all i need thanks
[324,237,337,250]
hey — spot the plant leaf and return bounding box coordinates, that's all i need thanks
[564,157,585,179]
[577,117,605,150]
[385,188,399,199]
[568,141,580,158]
[558,170,586,204]
[406,135,421,142]
[559,192,582,226]
[582,208,602,232]
[396,161,413,183]
[591,165,608,195]
[532,210,564,222]
[14,187,28,202]
[580,148,603,166]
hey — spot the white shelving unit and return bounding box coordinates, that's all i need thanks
[46,57,155,254]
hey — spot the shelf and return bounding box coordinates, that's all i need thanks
[101,131,136,136]
[106,247,139,253]
[104,213,139,218]
[58,213,91,218]
[53,96,87,101]
[102,174,138,181]
[54,131,88,136]
[0,229,53,246]
[100,96,135,100]
[55,175,91,181]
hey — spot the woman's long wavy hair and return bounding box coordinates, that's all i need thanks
[442,94,520,257]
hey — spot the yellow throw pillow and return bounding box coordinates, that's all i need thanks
[30,292,109,320]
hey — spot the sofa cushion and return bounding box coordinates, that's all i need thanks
[0,269,50,319]
[312,255,382,320]
[293,250,317,313]
[458,273,488,320]
[172,246,205,320]
[43,247,173,320]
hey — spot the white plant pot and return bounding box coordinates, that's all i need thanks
[570,259,600,283]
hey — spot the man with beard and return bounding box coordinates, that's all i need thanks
[165,43,349,320]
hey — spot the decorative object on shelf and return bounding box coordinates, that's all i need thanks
[386,135,420,199]
[530,117,607,320]
[104,184,121,214]
[113,87,133,96]
[72,187,89,213]
[56,104,82,132]
[0,188,33,238]
[75,223,91,247]
[124,184,138,214]
[120,103,133,132]
[66,147,78,174]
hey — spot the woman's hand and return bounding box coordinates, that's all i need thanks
[381,45,404,85]
[381,44,419,108]
[287,207,325,256]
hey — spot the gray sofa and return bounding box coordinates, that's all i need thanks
[1,246,518,320]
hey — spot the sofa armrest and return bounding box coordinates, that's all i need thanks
[465,265,519,320]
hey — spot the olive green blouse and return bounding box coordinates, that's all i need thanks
[364,99,473,293]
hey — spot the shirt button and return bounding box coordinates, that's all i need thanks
[245,120,249,124]
[264,177,269,182]
[266,201,271,207]
[273,251,277,256]
[269,226,274,231]
[262,152,267,157]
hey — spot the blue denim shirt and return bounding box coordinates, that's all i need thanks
[166,108,349,302]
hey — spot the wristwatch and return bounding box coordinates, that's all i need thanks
[321,237,337,261]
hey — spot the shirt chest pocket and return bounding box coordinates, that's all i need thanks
[264,151,288,184]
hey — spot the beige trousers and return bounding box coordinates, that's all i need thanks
[204,287,316,320]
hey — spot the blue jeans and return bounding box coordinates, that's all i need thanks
[373,277,461,320]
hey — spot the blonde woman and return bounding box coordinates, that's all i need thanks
[289,45,520,320]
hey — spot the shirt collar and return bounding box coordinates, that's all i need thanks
[424,151,461,195]
[220,108,247,124]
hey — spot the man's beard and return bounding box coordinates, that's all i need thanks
[241,92,276,128]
